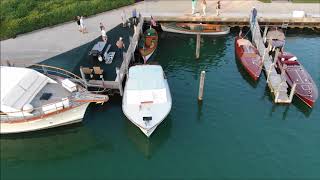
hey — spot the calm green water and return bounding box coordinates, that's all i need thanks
[1,28,320,179]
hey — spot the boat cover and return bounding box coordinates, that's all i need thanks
[266,30,285,40]
[126,65,167,104]
[0,66,55,113]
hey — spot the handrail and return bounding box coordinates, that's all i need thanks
[0,96,78,117]
[0,64,88,116]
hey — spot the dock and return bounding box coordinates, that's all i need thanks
[80,15,144,96]
[249,11,294,104]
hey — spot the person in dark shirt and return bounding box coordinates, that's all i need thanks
[132,8,137,25]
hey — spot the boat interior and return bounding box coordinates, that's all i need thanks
[30,83,71,108]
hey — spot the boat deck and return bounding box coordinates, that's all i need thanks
[30,82,71,108]
[250,12,291,104]
[80,16,144,96]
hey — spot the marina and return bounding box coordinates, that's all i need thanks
[1,28,319,180]
[1,1,320,179]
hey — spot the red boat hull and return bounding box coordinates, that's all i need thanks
[277,52,318,107]
[235,36,262,81]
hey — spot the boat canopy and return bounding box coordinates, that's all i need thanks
[126,65,167,104]
[127,65,165,90]
[266,30,285,40]
[0,66,55,113]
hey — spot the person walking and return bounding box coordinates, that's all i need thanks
[80,16,87,33]
[101,27,107,42]
[132,8,137,25]
[99,22,105,31]
[191,0,197,15]
[75,16,81,32]
[116,37,125,49]
[252,7,257,24]
[202,0,207,16]
[216,1,221,16]
[121,10,127,27]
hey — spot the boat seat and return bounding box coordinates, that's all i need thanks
[283,60,299,65]
[93,66,104,79]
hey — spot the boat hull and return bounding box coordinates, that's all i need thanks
[161,23,230,35]
[235,36,262,81]
[277,52,318,107]
[0,103,90,134]
[123,78,172,137]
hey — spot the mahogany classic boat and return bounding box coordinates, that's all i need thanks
[139,27,158,62]
[235,36,263,81]
[276,52,318,107]
[161,22,230,35]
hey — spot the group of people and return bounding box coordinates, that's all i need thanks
[192,0,221,16]
[99,22,125,50]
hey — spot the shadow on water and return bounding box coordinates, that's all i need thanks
[291,96,312,117]
[157,32,228,76]
[261,83,312,119]
[0,124,111,162]
[125,114,172,159]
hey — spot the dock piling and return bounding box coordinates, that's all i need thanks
[198,71,206,101]
[263,26,268,43]
[196,34,201,59]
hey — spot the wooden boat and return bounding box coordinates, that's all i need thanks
[0,64,109,134]
[122,65,172,137]
[139,27,158,62]
[266,27,285,51]
[161,22,230,35]
[235,36,263,81]
[276,52,318,107]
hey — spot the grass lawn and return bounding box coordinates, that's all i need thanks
[0,0,134,40]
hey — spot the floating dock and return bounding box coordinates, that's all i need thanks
[146,15,320,29]
[80,16,144,96]
[249,12,294,104]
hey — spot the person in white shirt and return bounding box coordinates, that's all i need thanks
[80,16,87,33]
[121,10,127,27]
[101,27,107,42]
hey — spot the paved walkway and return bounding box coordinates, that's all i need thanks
[1,0,319,65]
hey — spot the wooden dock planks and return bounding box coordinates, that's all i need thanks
[249,12,291,103]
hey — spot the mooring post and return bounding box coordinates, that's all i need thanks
[263,26,268,43]
[196,33,201,59]
[79,66,88,83]
[198,71,206,101]
[289,83,297,102]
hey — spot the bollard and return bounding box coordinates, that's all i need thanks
[196,33,201,59]
[198,71,206,101]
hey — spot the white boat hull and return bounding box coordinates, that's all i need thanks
[0,103,90,134]
[123,81,172,137]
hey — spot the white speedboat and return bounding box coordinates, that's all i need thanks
[0,64,109,134]
[122,65,172,137]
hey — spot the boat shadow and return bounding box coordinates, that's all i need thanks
[0,124,108,161]
[125,114,172,159]
[261,85,312,119]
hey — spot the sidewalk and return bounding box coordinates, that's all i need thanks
[1,0,319,65]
